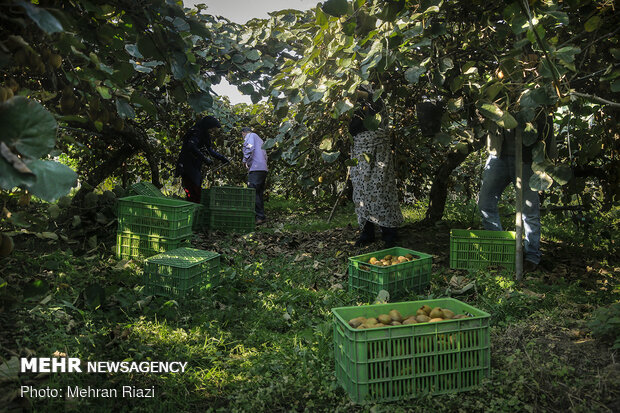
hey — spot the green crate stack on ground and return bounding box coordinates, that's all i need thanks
[348,247,433,300]
[449,229,516,272]
[192,204,209,231]
[192,189,210,231]
[143,247,220,297]
[332,298,491,403]
[116,195,195,259]
[127,181,165,198]
[204,186,256,233]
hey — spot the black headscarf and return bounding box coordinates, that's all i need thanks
[194,116,221,140]
[349,89,385,136]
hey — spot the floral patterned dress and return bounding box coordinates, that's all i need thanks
[350,130,403,229]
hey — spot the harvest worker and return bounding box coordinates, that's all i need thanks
[241,127,268,225]
[477,112,556,273]
[349,86,403,248]
[175,116,229,203]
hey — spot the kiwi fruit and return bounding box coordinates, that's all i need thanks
[389,309,403,322]
[0,87,13,102]
[48,204,61,220]
[442,309,455,319]
[429,307,444,319]
[416,308,427,316]
[416,314,430,323]
[452,314,468,319]
[348,316,366,328]
[403,317,418,325]
[429,318,444,323]
[7,78,19,93]
[419,305,432,315]
[0,234,14,257]
[49,53,62,69]
[377,314,392,324]
[60,87,77,114]
[391,321,402,326]
[365,317,378,325]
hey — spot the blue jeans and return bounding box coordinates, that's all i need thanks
[248,171,267,220]
[477,155,541,264]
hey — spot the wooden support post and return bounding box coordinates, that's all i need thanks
[515,128,524,281]
[328,168,350,223]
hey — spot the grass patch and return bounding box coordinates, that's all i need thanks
[1,198,618,412]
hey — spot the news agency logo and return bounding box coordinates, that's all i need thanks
[21,357,81,373]
[20,358,188,374]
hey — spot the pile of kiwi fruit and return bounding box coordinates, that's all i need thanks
[348,305,469,329]
[363,253,418,267]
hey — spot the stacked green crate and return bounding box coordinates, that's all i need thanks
[449,229,516,271]
[143,247,220,297]
[332,298,491,403]
[348,247,433,300]
[202,186,256,233]
[116,195,195,259]
[127,182,165,198]
[192,189,210,231]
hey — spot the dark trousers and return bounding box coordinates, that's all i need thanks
[182,176,201,203]
[360,221,398,244]
[248,171,267,220]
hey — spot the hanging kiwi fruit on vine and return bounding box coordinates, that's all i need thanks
[0,234,14,258]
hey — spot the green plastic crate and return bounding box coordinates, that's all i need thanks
[192,204,209,231]
[207,186,255,210]
[332,298,491,403]
[127,182,165,198]
[117,195,196,238]
[143,247,220,297]
[450,229,516,272]
[199,188,210,206]
[118,219,194,239]
[115,232,190,260]
[208,209,255,233]
[348,247,433,300]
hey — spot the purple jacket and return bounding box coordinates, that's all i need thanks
[243,132,268,172]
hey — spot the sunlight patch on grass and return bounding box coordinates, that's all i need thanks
[494,274,516,290]
[401,202,426,223]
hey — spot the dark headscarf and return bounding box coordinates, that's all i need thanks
[194,116,221,138]
[349,88,385,136]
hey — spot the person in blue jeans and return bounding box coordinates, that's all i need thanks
[477,114,556,273]
[241,127,268,224]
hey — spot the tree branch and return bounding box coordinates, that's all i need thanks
[570,92,620,109]
[519,0,563,98]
